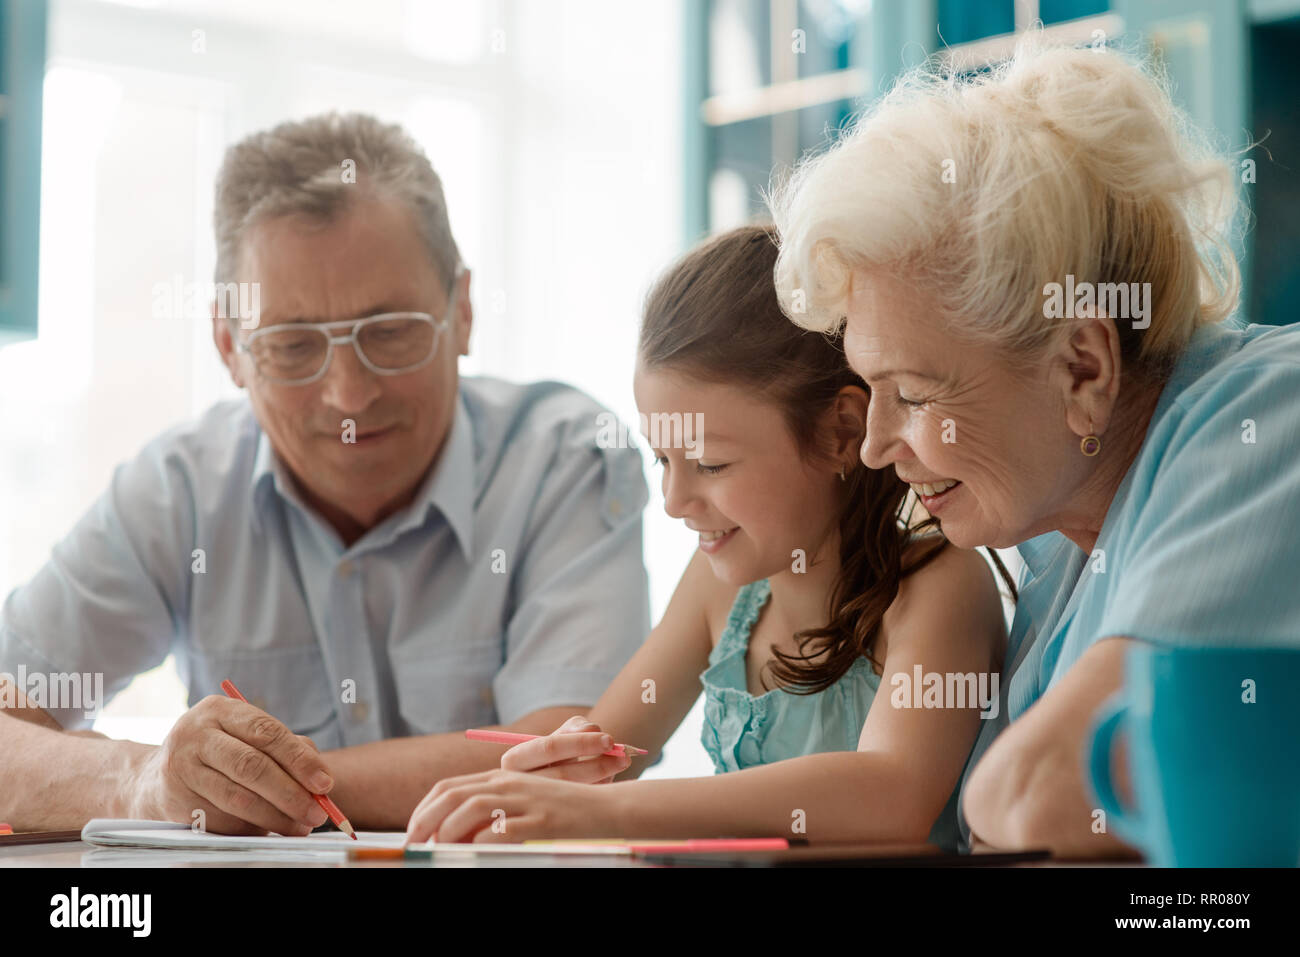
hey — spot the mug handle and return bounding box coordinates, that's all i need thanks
[1087,695,1147,848]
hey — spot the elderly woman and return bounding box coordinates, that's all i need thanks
[769,39,1300,857]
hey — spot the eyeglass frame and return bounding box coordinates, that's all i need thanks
[234,266,465,386]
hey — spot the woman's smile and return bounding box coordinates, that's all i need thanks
[914,479,963,515]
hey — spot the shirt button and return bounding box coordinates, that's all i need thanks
[338,560,354,576]
[479,687,494,707]
[608,498,622,517]
[352,701,369,721]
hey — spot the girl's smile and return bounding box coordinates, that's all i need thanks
[694,525,739,553]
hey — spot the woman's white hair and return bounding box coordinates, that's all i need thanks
[213,111,461,291]
[767,35,1243,373]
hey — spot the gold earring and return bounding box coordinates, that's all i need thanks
[1081,423,1101,457]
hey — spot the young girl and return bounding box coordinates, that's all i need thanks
[406,224,1012,846]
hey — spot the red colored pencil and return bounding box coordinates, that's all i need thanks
[220,678,356,840]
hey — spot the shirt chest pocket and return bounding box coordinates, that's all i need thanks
[389,637,503,735]
[182,644,343,751]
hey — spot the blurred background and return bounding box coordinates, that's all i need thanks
[0,0,1296,778]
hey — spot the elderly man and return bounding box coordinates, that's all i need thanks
[0,112,650,834]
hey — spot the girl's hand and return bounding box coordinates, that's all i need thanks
[405,769,621,843]
[499,714,632,784]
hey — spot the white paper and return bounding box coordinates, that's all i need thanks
[80,819,627,855]
[81,819,404,851]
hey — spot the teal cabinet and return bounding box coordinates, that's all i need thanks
[686,0,1297,326]
[0,0,46,347]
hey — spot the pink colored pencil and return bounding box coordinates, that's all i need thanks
[628,838,789,853]
[465,728,648,757]
[524,837,791,853]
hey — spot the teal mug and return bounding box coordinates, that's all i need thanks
[1087,645,1300,867]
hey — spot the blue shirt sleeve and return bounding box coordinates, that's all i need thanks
[1095,358,1300,647]
[491,421,650,725]
[0,440,188,728]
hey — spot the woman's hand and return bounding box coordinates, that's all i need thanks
[499,714,632,784]
[405,769,622,843]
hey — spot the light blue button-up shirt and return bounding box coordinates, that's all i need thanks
[0,376,651,746]
[957,317,1300,843]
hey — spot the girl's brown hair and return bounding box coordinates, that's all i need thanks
[639,223,1016,693]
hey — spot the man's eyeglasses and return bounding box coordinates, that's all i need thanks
[235,269,463,386]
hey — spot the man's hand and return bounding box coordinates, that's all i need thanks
[131,695,334,835]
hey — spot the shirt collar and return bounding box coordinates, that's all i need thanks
[249,392,477,559]
[1016,531,1073,581]
[250,430,294,531]
[395,393,476,559]
[1152,318,1241,421]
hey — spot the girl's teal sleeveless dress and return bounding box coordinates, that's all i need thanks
[699,578,963,849]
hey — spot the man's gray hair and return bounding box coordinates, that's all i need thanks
[213,111,461,291]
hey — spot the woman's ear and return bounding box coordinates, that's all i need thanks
[828,385,870,463]
[1055,312,1123,440]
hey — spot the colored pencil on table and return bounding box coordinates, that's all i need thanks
[220,678,356,840]
[347,838,791,861]
[528,837,790,852]
[465,728,648,757]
